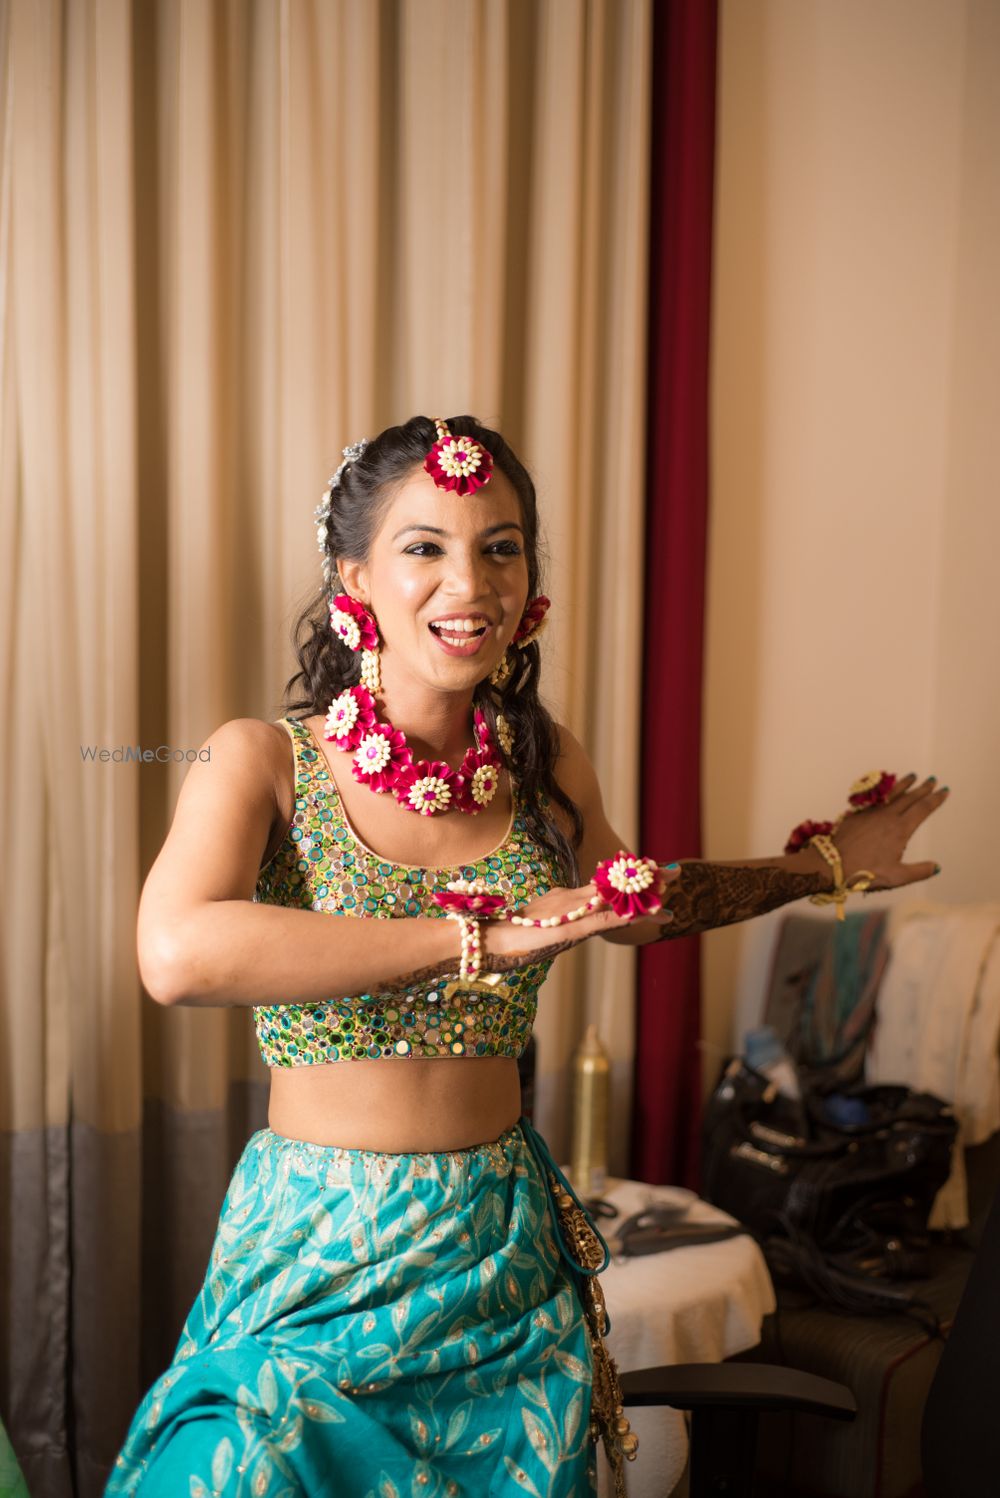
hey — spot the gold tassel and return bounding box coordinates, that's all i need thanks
[548,1174,637,1495]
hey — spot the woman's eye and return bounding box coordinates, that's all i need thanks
[402,540,521,558]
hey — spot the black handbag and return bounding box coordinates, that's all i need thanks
[702,1058,958,1316]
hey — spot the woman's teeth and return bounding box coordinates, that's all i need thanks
[429,619,488,646]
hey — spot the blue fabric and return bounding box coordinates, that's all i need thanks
[107,1120,598,1497]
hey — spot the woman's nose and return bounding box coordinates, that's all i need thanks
[445,551,490,598]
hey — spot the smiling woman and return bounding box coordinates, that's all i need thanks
[107,414,949,1498]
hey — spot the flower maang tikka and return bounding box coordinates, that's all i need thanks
[424,418,493,495]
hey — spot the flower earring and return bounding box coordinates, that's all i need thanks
[490,597,550,690]
[329,593,382,694]
[488,598,549,762]
[490,653,513,688]
[512,595,551,649]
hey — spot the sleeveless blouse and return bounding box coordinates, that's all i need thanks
[252,716,564,1067]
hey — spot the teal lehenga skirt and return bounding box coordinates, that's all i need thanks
[106,1117,615,1497]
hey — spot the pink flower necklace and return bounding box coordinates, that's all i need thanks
[323,594,503,817]
[324,683,503,816]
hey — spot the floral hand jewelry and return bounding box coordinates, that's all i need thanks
[444,912,484,983]
[432,879,508,917]
[506,852,666,929]
[785,771,893,920]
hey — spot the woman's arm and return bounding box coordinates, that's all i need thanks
[552,726,947,946]
[619,856,831,944]
[138,719,469,1008]
[138,719,643,1009]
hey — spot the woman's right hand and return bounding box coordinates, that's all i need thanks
[482,870,680,971]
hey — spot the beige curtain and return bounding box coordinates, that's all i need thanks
[0,1,650,1492]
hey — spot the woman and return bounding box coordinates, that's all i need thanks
[107,415,947,1497]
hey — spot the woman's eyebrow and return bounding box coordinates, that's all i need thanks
[391,522,525,542]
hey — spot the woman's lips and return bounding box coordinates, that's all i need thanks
[427,618,492,656]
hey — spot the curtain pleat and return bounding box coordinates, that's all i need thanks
[1,3,651,1491]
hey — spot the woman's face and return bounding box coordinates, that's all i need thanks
[340,463,531,694]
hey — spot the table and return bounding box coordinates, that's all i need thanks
[577,1175,776,1498]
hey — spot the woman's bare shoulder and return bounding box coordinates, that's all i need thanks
[204,714,292,764]
[192,716,295,810]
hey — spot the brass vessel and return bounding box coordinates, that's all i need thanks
[569,1022,609,1197]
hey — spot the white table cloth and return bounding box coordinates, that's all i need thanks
[578,1175,776,1498]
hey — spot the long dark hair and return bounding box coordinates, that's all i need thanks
[283,414,583,884]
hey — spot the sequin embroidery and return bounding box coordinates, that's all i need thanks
[252,717,563,1066]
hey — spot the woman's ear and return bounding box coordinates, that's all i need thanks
[336,558,369,606]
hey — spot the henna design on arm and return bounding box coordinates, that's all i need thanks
[652,861,830,941]
[366,958,462,999]
[366,938,578,998]
[484,938,578,971]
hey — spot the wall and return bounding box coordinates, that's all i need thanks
[704,0,1000,1087]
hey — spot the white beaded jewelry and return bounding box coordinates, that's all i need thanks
[446,910,483,983]
[360,647,382,695]
[507,894,603,929]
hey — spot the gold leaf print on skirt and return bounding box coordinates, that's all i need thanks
[106,1123,600,1497]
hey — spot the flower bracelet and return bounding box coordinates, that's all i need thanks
[432,853,670,982]
[785,771,895,921]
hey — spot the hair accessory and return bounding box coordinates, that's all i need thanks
[445,910,484,983]
[314,439,369,583]
[424,418,493,495]
[432,879,508,916]
[512,595,551,648]
[329,594,379,653]
[806,833,876,922]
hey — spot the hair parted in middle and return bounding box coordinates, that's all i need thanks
[283,413,583,885]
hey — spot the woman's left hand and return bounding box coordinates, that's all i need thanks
[830,774,950,891]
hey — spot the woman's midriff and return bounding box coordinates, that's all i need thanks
[267,1055,524,1152]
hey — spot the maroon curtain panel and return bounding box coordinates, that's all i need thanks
[630,0,719,1188]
